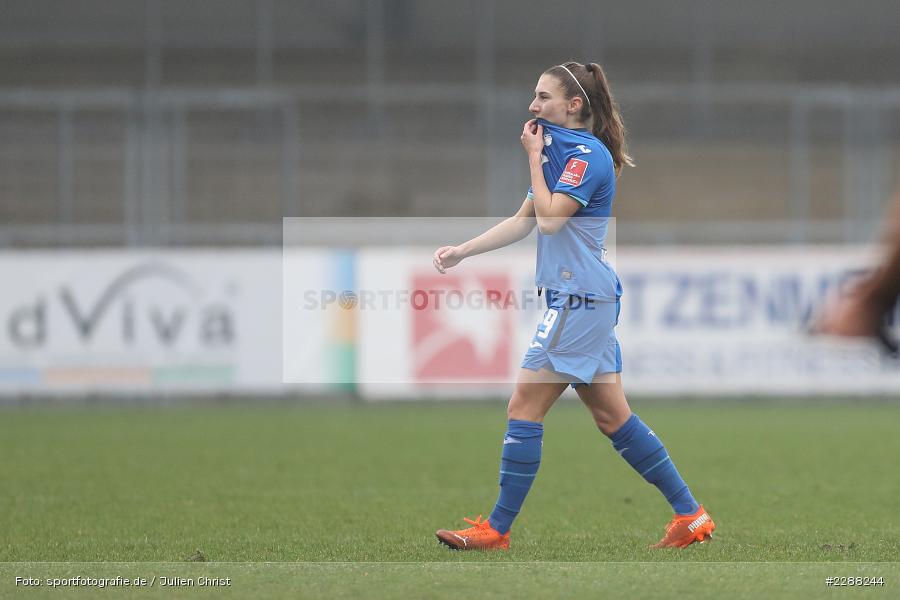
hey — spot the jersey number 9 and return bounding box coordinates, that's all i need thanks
[536,309,559,339]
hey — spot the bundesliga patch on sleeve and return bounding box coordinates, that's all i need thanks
[559,158,588,186]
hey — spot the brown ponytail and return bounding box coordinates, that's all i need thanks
[545,62,634,175]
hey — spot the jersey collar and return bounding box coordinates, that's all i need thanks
[536,118,589,133]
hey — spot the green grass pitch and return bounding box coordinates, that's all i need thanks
[1,400,898,598]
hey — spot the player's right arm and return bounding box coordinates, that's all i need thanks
[433,199,536,274]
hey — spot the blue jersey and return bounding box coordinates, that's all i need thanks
[527,119,621,300]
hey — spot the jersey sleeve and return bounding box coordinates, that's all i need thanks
[552,154,605,206]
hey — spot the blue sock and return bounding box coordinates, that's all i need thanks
[609,414,700,515]
[488,419,543,534]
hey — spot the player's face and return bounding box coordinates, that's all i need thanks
[529,74,572,126]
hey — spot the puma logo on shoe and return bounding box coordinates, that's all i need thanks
[687,513,710,532]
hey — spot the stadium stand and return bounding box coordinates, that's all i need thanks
[0,0,898,244]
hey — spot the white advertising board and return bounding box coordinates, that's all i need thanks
[355,246,900,397]
[0,251,286,395]
[282,248,356,389]
[7,246,896,398]
[615,247,899,395]
[356,247,542,397]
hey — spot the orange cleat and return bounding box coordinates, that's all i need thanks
[436,515,510,551]
[651,505,716,549]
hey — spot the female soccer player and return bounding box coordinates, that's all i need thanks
[432,62,715,550]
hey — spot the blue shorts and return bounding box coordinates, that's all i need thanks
[521,289,622,386]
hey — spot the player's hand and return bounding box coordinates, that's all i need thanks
[520,119,544,156]
[813,293,881,338]
[811,288,899,355]
[433,246,463,274]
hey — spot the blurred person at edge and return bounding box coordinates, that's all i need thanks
[430,62,715,551]
[816,189,900,355]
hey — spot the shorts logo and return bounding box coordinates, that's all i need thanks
[559,158,587,186]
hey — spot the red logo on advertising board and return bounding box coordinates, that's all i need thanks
[559,158,587,186]
[411,273,513,381]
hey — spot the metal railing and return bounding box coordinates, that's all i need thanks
[0,83,897,246]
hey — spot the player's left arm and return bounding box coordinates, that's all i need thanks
[873,188,900,302]
[812,187,900,353]
[521,120,581,234]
